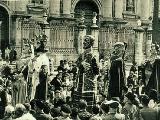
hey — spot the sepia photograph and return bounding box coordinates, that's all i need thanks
[0,0,159,119]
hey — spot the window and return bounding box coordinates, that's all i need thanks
[32,0,43,4]
[126,0,135,12]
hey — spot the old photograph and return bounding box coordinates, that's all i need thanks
[0,0,159,119]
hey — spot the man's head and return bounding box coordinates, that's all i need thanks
[111,42,126,60]
[55,90,61,98]
[141,95,150,106]
[83,35,95,49]
[15,104,26,118]
[124,92,135,103]
[79,99,87,110]
[41,65,48,73]
[61,104,71,117]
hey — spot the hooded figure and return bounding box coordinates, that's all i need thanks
[108,42,127,98]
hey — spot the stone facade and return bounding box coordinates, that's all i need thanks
[0,0,154,65]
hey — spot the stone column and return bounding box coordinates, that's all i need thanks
[43,14,50,51]
[146,25,152,59]
[103,0,112,19]
[115,0,123,19]
[78,25,86,54]
[91,12,99,62]
[91,27,99,61]
[141,0,150,20]
[134,26,144,65]
[49,0,61,17]
[63,0,71,17]
[15,17,22,58]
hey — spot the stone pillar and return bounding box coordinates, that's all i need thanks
[15,17,22,58]
[49,0,61,17]
[115,0,123,19]
[103,0,112,19]
[43,14,50,51]
[134,26,144,65]
[91,12,99,62]
[78,25,86,54]
[141,0,150,20]
[146,25,152,59]
[136,0,141,16]
[63,0,71,17]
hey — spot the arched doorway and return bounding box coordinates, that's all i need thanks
[74,0,99,34]
[0,6,9,58]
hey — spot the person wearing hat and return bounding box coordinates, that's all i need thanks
[122,92,138,120]
[59,104,72,120]
[54,90,65,108]
[78,100,92,120]
[50,72,63,91]
[103,100,125,120]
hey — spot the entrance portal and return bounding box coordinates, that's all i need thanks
[0,6,9,58]
[74,0,99,34]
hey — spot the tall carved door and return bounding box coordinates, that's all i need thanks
[74,0,99,34]
[0,6,9,58]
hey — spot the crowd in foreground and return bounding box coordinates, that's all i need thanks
[0,59,160,120]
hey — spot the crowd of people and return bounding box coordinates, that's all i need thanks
[0,57,159,120]
[0,35,160,120]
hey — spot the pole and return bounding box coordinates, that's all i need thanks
[152,0,159,44]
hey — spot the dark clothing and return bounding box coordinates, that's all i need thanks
[130,65,137,73]
[146,59,160,94]
[9,49,17,62]
[0,89,7,119]
[140,107,158,120]
[35,72,48,101]
[108,59,125,98]
[53,98,65,108]
[50,77,62,91]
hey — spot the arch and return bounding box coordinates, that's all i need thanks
[0,2,11,58]
[71,0,102,15]
[0,2,12,16]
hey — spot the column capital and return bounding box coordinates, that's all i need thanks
[133,27,144,32]
[78,25,86,29]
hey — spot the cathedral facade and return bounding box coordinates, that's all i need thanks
[0,0,153,65]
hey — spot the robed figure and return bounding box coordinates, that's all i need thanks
[12,73,27,106]
[108,42,127,98]
[146,58,160,94]
[35,65,48,101]
[74,35,99,110]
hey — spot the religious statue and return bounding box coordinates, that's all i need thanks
[75,35,99,110]
[150,44,158,63]
[108,42,127,98]
[126,0,134,12]
[146,43,160,95]
[79,11,85,25]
